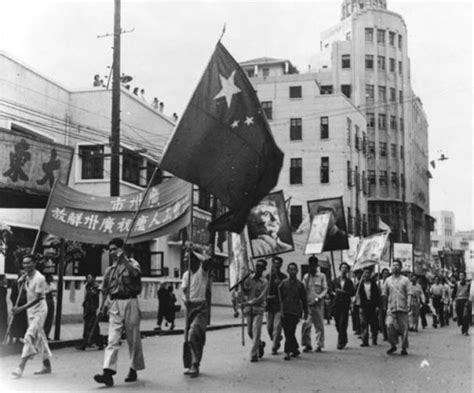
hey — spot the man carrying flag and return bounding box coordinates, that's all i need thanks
[160,41,283,234]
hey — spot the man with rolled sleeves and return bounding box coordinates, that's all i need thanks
[301,256,328,352]
[332,262,355,350]
[94,238,144,387]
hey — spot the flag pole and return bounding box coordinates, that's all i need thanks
[87,167,159,346]
[3,178,59,344]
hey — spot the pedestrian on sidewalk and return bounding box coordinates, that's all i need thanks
[379,268,390,340]
[241,259,268,362]
[156,282,170,330]
[383,260,411,356]
[44,274,56,340]
[358,268,380,347]
[301,256,327,353]
[166,284,177,330]
[94,238,145,387]
[182,249,212,377]
[278,262,308,361]
[332,262,355,350]
[11,254,52,378]
[430,276,445,327]
[77,273,103,350]
[452,272,471,336]
[408,276,425,332]
[266,256,287,355]
[9,270,28,345]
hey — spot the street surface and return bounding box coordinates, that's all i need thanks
[0,321,471,393]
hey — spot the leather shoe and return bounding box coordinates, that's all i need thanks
[315,347,322,353]
[250,356,258,362]
[94,372,114,387]
[400,349,408,356]
[291,350,300,358]
[258,341,266,358]
[189,366,199,378]
[360,342,369,347]
[284,354,291,361]
[125,368,137,382]
[386,346,397,355]
[303,346,312,353]
[34,366,52,375]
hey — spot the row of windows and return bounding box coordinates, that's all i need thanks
[364,55,402,74]
[367,142,404,159]
[365,28,403,49]
[347,162,368,195]
[368,170,405,188]
[366,85,403,103]
[289,157,329,184]
[79,145,161,186]
[367,113,404,131]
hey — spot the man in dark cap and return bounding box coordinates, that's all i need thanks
[241,259,268,362]
[332,262,355,349]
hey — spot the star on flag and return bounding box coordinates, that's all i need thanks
[214,70,241,108]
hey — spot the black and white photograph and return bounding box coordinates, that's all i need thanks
[308,196,349,252]
[0,0,472,392]
[247,191,294,258]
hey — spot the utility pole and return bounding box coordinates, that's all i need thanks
[110,0,121,197]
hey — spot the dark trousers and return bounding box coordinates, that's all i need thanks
[352,304,360,334]
[456,299,472,334]
[335,306,350,346]
[379,307,388,339]
[44,297,55,338]
[419,304,428,328]
[433,296,444,326]
[359,307,378,344]
[83,313,102,347]
[281,314,299,355]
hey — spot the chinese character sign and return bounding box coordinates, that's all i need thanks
[0,128,73,194]
[191,208,212,247]
[42,178,192,244]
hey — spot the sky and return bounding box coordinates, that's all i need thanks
[0,0,472,230]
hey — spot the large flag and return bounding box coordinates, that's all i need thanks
[160,42,284,233]
[42,178,191,244]
[378,217,391,233]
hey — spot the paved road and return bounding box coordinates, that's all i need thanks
[0,321,471,392]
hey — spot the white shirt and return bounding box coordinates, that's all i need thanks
[182,266,208,302]
[364,282,371,300]
[25,270,47,316]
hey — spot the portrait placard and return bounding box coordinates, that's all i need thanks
[304,213,330,255]
[353,231,389,271]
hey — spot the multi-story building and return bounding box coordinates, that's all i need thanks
[312,0,432,257]
[240,57,369,270]
[431,210,455,251]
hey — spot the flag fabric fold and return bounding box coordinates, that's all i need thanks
[160,42,284,233]
[378,217,391,233]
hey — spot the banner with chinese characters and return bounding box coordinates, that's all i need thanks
[0,128,73,194]
[42,178,192,244]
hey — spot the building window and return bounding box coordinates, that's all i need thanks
[398,34,403,49]
[391,172,398,188]
[379,170,387,185]
[246,69,255,78]
[368,170,376,185]
[378,114,387,130]
[367,112,375,128]
[289,86,302,98]
[389,31,395,46]
[368,141,376,158]
[398,61,402,75]
[401,173,405,188]
[400,117,404,132]
[347,161,353,187]
[400,146,404,160]
[261,101,273,120]
[341,54,351,69]
[355,125,360,150]
[391,143,397,158]
[377,29,386,44]
[122,150,142,185]
[290,118,302,140]
[399,90,403,103]
[389,58,395,72]
[320,85,333,95]
[365,28,374,42]
[390,88,396,102]
[362,133,367,155]
[390,116,397,130]
[79,145,104,179]
[379,142,387,157]
[378,86,386,101]
[320,116,329,139]
[290,205,303,231]
[377,56,385,70]
[341,84,352,98]
[262,68,270,77]
[321,157,329,183]
[290,158,302,184]
[365,54,374,70]
[366,84,374,100]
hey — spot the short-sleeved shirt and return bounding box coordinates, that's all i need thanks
[241,274,268,314]
[382,275,410,313]
[182,266,208,302]
[103,257,142,298]
[25,270,47,316]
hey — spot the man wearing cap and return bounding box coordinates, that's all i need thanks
[332,262,355,349]
[266,256,287,355]
[241,259,268,362]
[382,259,411,355]
[317,206,347,251]
[181,249,212,377]
[301,256,328,352]
[94,238,144,387]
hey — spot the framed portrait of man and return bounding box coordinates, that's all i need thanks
[304,213,331,255]
[247,190,294,258]
[307,196,349,252]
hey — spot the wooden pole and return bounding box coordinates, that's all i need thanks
[330,251,337,281]
[53,239,65,341]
